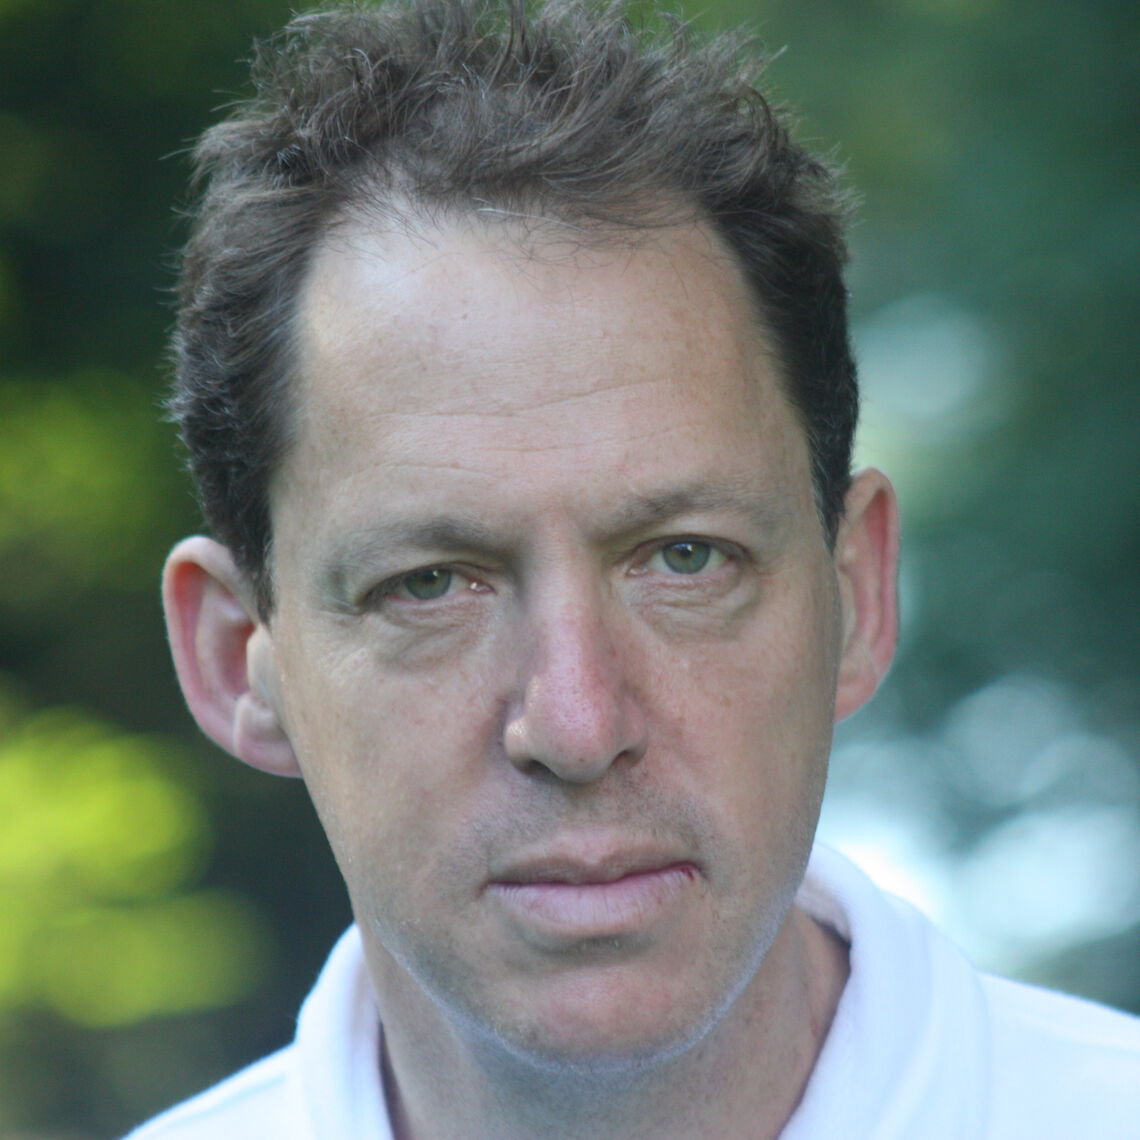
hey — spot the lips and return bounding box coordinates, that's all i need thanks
[488,846,699,938]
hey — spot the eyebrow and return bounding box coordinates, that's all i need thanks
[319,514,499,600]
[598,480,793,539]
[317,477,794,599]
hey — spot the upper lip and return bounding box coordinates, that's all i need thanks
[491,843,695,886]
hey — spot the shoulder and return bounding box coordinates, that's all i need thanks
[985,971,1140,1054]
[123,1047,295,1140]
[983,973,1140,1138]
[796,846,1140,1139]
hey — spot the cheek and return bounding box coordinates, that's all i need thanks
[651,588,838,830]
[278,644,502,879]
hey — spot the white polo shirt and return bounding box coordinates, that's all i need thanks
[125,845,1140,1139]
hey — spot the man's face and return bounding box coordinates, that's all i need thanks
[262,217,855,1066]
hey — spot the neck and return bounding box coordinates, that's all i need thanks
[376,906,849,1140]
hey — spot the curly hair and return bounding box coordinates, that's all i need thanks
[172,0,858,617]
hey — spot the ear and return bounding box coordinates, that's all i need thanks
[162,536,302,777]
[832,469,900,723]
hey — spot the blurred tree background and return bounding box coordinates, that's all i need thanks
[0,0,1136,1135]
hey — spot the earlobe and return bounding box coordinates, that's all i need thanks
[833,469,900,723]
[162,536,302,778]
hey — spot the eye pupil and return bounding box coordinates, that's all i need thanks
[403,568,453,600]
[662,541,711,574]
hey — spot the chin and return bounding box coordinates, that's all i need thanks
[467,957,763,1081]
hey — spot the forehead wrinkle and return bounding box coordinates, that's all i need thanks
[352,371,668,422]
[298,377,742,468]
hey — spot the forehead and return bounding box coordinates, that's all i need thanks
[300,216,772,394]
[280,215,813,537]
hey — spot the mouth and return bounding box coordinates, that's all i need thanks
[488,849,700,939]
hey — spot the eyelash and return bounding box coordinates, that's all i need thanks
[368,537,738,608]
[371,565,482,605]
[642,538,730,577]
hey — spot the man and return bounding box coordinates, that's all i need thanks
[132,1,1139,1136]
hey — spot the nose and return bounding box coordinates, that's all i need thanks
[503,597,647,783]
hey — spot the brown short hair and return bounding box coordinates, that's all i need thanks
[172,0,858,617]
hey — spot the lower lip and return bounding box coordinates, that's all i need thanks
[490,865,698,936]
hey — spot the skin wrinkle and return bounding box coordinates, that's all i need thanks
[295,415,739,471]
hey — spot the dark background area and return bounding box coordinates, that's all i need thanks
[1,0,1136,1136]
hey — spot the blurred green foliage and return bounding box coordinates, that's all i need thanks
[0,707,271,1029]
[0,0,1136,1135]
[0,376,176,605]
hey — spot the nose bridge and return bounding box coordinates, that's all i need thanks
[538,588,622,719]
[503,569,646,782]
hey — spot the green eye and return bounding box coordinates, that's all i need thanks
[401,567,454,600]
[660,541,713,574]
